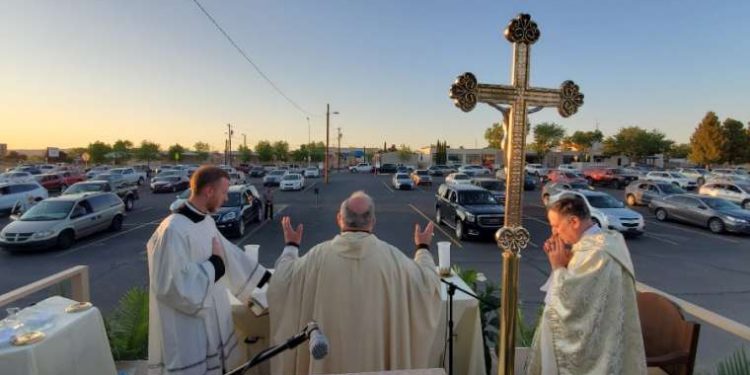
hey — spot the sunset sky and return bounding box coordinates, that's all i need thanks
[2,0,749,151]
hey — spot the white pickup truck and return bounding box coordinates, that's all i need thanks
[109,167,147,186]
[349,163,374,173]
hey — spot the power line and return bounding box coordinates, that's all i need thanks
[192,0,317,116]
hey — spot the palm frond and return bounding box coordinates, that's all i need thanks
[106,287,149,361]
[717,346,750,375]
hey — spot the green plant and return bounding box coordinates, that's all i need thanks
[717,346,750,375]
[105,287,149,361]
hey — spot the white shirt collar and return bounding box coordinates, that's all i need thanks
[583,223,601,236]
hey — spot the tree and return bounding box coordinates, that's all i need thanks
[236,144,252,163]
[4,151,26,162]
[88,141,112,164]
[271,141,289,162]
[435,140,448,165]
[601,126,671,164]
[255,140,274,162]
[309,142,325,162]
[721,118,748,164]
[134,140,161,164]
[668,143,691,159]
[290,147,308,162]
[397,144,413,162]
[689,112,725,168]
[531,123,566,163]
[111,139,133,164]
[564,130,603,162]
[167,144,186,162]
[193,142,211,161]
[484,123,504,149]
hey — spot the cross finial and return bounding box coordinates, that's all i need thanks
[504,13,540,44]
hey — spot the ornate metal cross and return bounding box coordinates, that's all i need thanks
[448,13,583,374]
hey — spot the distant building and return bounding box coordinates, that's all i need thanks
[417,146,502,168]
[0,144,7,158]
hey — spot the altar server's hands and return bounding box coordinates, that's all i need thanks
[282,216,304,245]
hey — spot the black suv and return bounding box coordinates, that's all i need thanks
[379,164,398,174]
[211,185,263,238]
[435,184,504,240]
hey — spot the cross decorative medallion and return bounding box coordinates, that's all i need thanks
[448,13,583,374]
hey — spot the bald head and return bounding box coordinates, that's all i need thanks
[338,191,376,231]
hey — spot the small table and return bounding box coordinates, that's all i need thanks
[0,296,117,375]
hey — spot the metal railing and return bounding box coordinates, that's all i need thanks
[0,265,89,308]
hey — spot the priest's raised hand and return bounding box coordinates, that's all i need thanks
[146,166,271,375]
[267,191,444,375]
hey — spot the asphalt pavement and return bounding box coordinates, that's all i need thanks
[1,172,748,368]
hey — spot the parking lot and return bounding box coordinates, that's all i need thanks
[1,171,748,367]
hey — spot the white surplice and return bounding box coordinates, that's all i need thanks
[526,228,647,375]
[147,203,268,375]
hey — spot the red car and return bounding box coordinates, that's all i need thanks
[545,170,587,184]
[35,173,66,192]
[57,171,85,187]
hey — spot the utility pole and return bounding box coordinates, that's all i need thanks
[337,127,342,170]
[226,123,234,167]
[325,104,330,184]
[307,117,311,167]
[242,133,247,148]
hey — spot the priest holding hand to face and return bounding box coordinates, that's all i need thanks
[267,191,443,375]
[526,196,647,375]
[146,166,270,375]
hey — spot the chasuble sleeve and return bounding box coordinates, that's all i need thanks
[149,226,215,315]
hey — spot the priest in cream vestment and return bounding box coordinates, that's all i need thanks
[267,191,443,374]
[526,195,647,375]
[147,167,270,375]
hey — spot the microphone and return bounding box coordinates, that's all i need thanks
[306,322,329,360]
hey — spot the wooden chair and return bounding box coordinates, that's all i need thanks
[637,292,701,375]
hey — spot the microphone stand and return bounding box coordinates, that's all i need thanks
[225,326,311,375]
[440,278,499,375]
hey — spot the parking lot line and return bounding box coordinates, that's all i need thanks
[302,182,318,193]
[645,219,740,244]
[55,218,163,258]
[643,233,680,246]
[407,204,463,248]
[381,181,395,193]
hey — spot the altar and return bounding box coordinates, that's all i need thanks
[229,275,485,375]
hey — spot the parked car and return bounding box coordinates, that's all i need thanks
[458,165,491,177]
[13,165,42,175]
[227,171,246,186]
[109,167,147,186]
[583,167,639,189]
[650,194,750,234]
[545,170,587,184]
[644,171,697,190]
[541,181,593,206]
[624,181,684,206]
[63,180,139,211]
[131,164,154,178]
[0,171,35,184]
[0,192,125,251]
[435,183,503,240]
[708,169,750,183]
[35,173,68,192]
[676,168,709,185]
[410,170,432,186]
[210,185,263,238]
[150,175,190,193]
[392,173,414,190]
[85,165,110,180]
[445,173,473,186]
[349,163,374,173]
[427,165,445,176]
[169,189,191,212]
[279,173,305,191]
[263,170,287,186]
[303,167,320,178]
[57,171,85,188]
[699,181,750,209]
[0,182,49,215]
[249,167,267,178]
[471,178,505,204]
[548,190,644,236]
[525,163,548,177]
[523,173,538,191]
[378,164,398,174]
[557,164,582,173]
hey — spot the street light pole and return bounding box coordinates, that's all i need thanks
[307,117,311,167]
[325,105,330,184]
[337,127,342,171]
